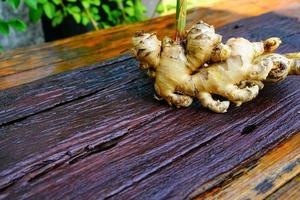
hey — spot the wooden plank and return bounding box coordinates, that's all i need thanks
[0,0,299,90]
[193,132,300,199]
[1,82,298,199]
[0,12,299,199]
[0,80,299,199]
[0,55,134,126]
[266,174,300,200]
[1,9,300,129]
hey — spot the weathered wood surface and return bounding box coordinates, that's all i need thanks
[0,0,299,90]
[267,174,300,200]
[0,7,300,199]
[195,132,300,199]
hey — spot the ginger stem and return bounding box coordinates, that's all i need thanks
[175,0,187,42]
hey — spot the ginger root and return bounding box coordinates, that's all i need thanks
[132,21,300,113]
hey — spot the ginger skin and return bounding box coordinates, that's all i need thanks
[132,22,300,113]
[186,21,231,71]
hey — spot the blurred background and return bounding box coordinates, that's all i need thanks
[0,0,221,51]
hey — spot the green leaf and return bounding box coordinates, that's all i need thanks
[37,0,47,3]
[102,4,111,15]
[67,0,77,2]
[8,19,27,32]
[167,4,176,10]
[29,6,43,23]
[81,13,89,26]
[124,7,134,16]
[0,21,10,36]
[51,11,63,26]
[126,0,133,6]
[156,3,164,14]
[72,13,81,23]
[111,10,121,18]
[24,0,38,10]
[52,0,61,5]
[134,0,146,17]
[7,0,21,10]
[43,2,56,19]
[82,0,90,8]
[0,44,4,52]
[67,6,81,14]
[99,22,111,29]
[91,0,100,6]
[93,14,100,21]
[91,7,99,14]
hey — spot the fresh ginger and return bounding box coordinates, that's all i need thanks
[132,21,300,113]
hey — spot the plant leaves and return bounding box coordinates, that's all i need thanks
[102,4,111,15]
[37,0,47,3]
[51,11,64,27]
[43,2,56,19]
[8,19,27,32]
[0,21,10,36]
[29,6,43,23]
[82,0,90,8]
[81,13,90,26]
[52,0,61,5]
[7,0,21,10]
[93,13,100,21]
[99,22,111,29]
[124,7,134,16]
[72,13,81,23]
[91,7,99,14]
[24,0,38,10]
[0,43,4,52]
[91,0,100,6]
[126,0,133,6]
[67,6,81,14]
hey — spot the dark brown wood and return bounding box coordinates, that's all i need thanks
[0,11,300,199]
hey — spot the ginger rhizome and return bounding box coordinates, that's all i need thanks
[132,21,300,113]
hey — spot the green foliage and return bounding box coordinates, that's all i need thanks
[0,18,27,36]
[8,19,27,31]
[0,20,10,36]
[100,0,147,28]
[0,0,147,51]
[2,0,147,29]
[25,0,38,9]
[29,6,43,23]
[156,0,221,15]
[7,0,21,9]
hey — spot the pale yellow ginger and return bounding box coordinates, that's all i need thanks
[132,21,300,113]
[186,21,231,71]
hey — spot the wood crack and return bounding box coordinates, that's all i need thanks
[0,107,172,193]
[187,131,299,199]
[107,90,299,199]
[0,136,123,192]
[0,89,101,127]
[0,75,146,128]
[104,119,250,199]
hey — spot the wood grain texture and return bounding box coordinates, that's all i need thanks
[2,8,300,128]
[0,0,299,90]
[266,174,300,200]
[194,132,300,199]
[0,10,300,199]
